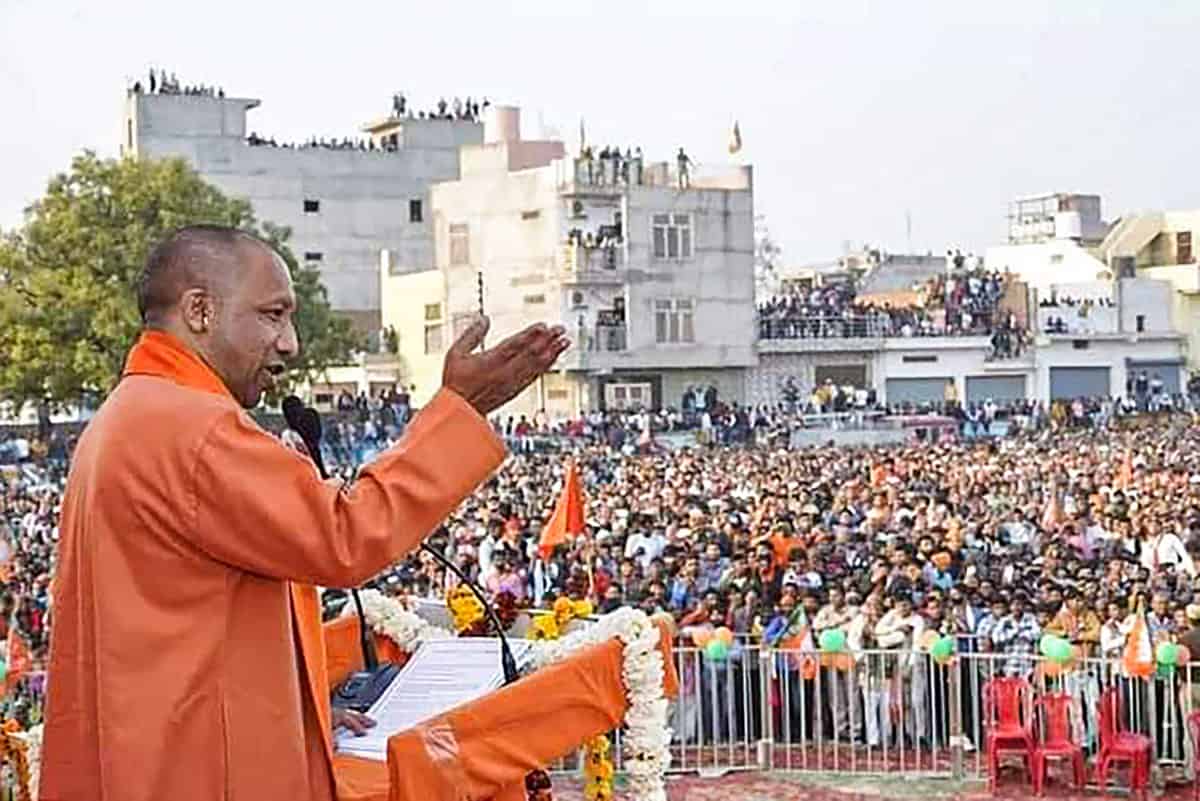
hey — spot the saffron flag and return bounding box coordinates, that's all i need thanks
[1122,605,1155,678]
[538,461,586,560]
[5,627,30,691]
[728,120,742,154]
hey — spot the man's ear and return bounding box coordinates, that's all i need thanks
[181,289,214,334]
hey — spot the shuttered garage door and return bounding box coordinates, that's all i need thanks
[966,375,1026,404]
[885,377,950,405]
[1049,367,1110,400]
[1128,361,1182,395]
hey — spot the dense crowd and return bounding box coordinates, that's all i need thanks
[5,389,1200,741]
[758,268,1026,357]
[389,93,490,122]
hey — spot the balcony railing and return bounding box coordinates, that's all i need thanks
[560,242,623,278]
[758,315,885,340]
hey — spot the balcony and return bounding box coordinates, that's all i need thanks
[559,242,624,284]
[561,322,629,371]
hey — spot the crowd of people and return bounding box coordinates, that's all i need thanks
[245,133,391,153]
[388,93,489,122]
[130,69,224,98]
[577,145,647,187]
[758,267,1025,359]
[6,387,1200,748]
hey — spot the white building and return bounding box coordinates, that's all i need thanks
[381,107,756,418]
[121,88,484,334]
[750,276,1186,407]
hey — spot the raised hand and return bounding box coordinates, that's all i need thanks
[443,316,570,416]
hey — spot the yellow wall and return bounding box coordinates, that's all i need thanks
[380,267,447,407]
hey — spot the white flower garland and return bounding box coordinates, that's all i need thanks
[355,589,453,651]
[528,607,672,801]
[358,594,671,801]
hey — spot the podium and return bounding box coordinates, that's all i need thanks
[323,615,679,801]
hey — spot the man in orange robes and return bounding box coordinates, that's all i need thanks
[40,225,568,801]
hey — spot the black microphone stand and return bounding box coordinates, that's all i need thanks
[419,543,520,685]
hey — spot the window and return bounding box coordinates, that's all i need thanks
[423,304,444,354]
[423,324,444,354]
[127,119,133,151]
[651,213,693,260]
[449,223,470,266]
[304,252,323,262]
[521,210,541,220]
[547,389,569,401]
[1049,253,1064,265]
[303,199,320,214]
[409,199,423,223]
[1072,339,1090,350]
[1136,314,1146,333]
[654,298,695,343]
[523,294,546,305]
[1178,231,1193,264]
[902,355,938,363]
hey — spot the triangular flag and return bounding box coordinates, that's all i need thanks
[538,461,586,560]
[728,120,742,154]
[1122,603,1155,678]
[5,626,31,691]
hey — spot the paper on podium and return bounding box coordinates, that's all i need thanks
[336,638,531,762]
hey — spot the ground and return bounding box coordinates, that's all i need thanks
[552,770,1191,800]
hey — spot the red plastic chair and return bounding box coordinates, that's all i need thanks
[1097,686,1151,799]
[983,676,1035,792]
[1187,710,1200,801]
[1031,692,1086,795]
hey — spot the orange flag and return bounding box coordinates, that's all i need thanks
[5,627,31,691]
[1122,602,1155,678]
[538,461,586,560]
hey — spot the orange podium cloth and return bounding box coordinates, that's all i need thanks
[324,617,678,801]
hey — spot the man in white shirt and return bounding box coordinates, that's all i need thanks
[875,594,928,743]
[1141,525,1196,577]
[624,526,666,570]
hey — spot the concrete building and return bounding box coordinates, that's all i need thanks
[121,88,484,334]
[750,276,1186,407]
[380,107,756,418]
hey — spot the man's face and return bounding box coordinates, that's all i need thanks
[205,244,298,407]
[829,588,844,609]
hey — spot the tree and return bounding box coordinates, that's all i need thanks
[0,152,364,409]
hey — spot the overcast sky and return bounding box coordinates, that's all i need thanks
[2,0,1198,265]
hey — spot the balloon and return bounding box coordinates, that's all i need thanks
[918,630,939,651]
[1157,663,1176,679]
[704,639,730,661]
[714,626,734,646]
[819,629,847,653]
[1048,638,1074,664]
[1178,645,1191,666]
[930,636,956,664]
[1156,642,1179,666]
[691,628,713,649]
[0,659,7,683]
[1039,634,1060,658]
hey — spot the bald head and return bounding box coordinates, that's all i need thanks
[135,225,299,408]
[137,225,268,326]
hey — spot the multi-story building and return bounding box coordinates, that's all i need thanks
[380,107,756,418]
[121,87,483,335]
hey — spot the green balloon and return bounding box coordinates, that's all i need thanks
[931,636,956,661]
[819,629,847,653]
[1039,634,1058,658]
[1157,643,1179,666]
[0,659,7,683]
[1157,662,1176,678]
[704,639,730,661]
[1048,639,1074,664]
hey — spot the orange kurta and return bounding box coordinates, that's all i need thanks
[40,331,506,801]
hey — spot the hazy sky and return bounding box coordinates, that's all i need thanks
[2,0,1198,265]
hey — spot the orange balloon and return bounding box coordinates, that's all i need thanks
[715,626,734,646]
[691,628,713,648]
[918,630,939,651]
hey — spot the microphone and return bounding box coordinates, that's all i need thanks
[283,395,389,707]
[283,397,520,686]
[418,543,520,685]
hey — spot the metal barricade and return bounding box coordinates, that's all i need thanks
[552,645,1200,787]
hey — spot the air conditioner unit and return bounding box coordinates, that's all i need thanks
[570,291,586,309]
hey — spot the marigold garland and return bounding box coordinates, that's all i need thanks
[583,733,615,801]
[446,585,486,634]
